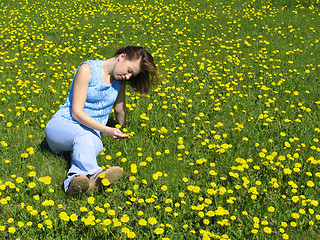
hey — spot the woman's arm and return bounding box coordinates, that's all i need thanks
[114,82,127,126]
[71,64,129,139]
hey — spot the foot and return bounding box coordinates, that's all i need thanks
[66,174,90,197]
[88,166,123,191]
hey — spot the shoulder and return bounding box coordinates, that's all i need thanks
[75,63,92,79]
[73,63,93,85]
[77,62,92,73]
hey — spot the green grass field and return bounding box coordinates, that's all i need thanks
[0,0,320,239]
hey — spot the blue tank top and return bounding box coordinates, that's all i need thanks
[52,60,122,126]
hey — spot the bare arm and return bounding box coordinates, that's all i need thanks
[114,82,127,126]
[71,64,129,139]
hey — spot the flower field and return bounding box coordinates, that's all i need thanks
[0,0,320,239]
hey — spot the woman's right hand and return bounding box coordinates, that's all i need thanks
[105,127,130,139]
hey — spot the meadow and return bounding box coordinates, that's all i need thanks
[0,0,320,239]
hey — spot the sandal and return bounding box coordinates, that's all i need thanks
[88,166,123,191]
[66,174,90,197]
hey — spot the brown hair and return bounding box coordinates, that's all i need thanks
[115,46,158,97]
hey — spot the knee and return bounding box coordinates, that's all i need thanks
[73,134,95,149]
[93,136,103,155]
[73,134,103,155]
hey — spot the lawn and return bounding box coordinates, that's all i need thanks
[0,0,320,239]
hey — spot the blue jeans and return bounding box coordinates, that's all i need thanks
[45,117,103,192]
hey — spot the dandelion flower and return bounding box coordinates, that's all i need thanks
[307,181,315,187]
[120,214,130,223]
[99,176,111,186]
[127,231,136,239]
[268,206,275,212]
[263,227,272,233]
[8,227,16,234]
[102,219,111,226]
[283,168,292,175]
[139,219,147,226]
[154,228,164,235]
[148,217,157,225]
[161,185,168,191]
[21,153,29,158]
[107,210,115,216]
[16,177,24,183]
[70,214,78,222]
[27,182,36,188]
[282,234,289,239]
[28,171,36,177]
[87,197,95,204]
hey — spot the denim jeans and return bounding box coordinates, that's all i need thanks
[45,117,103,192]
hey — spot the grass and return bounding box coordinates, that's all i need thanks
[0,0,320,239]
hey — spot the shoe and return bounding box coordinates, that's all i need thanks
[88,166,123,191]
[66,174,90,197]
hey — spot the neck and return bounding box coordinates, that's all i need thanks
[102,57,117,75]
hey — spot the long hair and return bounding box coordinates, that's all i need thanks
[114,46,158,97]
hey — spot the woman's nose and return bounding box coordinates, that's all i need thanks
[126,73,132,80]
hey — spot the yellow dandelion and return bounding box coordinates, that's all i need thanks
[127,231,136,239]
[87,197,95,204]
[154,227,164,235]
[282,234,289,239]
[161,185,168,191]
[283,168,292,175]
[263,227,272,233]
[107,210,115,216]
[102,219,111,226]
[139,219,147,226]
[8,227,16,234]
[120,214,130,223]
[102,178,111,186]
[70,214,78,222]
[148,217,157,225]
[268,206,275,212]
[307,181,315,187]
[21,153,29,158]
[28,182,36,188]
[28,171,36,177]
[16,177,24,183]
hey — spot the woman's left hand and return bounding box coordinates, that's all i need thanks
[105,127,130,139]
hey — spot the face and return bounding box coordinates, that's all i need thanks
[113,53,141,81]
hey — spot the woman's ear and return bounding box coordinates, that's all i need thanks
[119,53,126,61]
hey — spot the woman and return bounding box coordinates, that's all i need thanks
[45,46,158,196]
